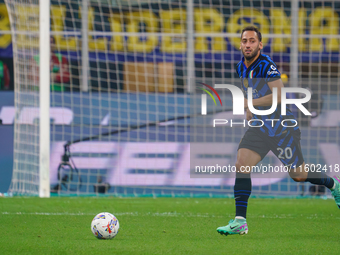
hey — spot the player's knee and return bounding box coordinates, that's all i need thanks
[291,176,307,182]
[235,161,242,171]
[235,159,247,171]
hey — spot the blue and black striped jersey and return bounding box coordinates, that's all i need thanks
[236,53,298,137]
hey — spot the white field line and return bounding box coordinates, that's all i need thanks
[1,211,340,219]
[1,212,215,217]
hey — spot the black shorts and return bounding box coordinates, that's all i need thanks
[238,127,304,168]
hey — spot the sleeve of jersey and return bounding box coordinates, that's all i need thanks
[264,63,281,83]
[235,63,241,77]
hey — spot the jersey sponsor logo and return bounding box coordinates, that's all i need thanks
[270,65,277,70]
[252,88,259,99]
[267,70,279,75]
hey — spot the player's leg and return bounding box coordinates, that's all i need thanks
[288,162,308,182]
[276,130,334,187]
[289,162,333,187]
[234,148,262,219]
[330,177,340,209]
[289,162,340,208]
[217,128,267,236]
[217,148,261,236]
[283,129,336,191]
[275,129,340,208]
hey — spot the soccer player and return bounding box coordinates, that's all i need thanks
[216,26,340,236]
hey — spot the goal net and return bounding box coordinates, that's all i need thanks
[5,0,340,197]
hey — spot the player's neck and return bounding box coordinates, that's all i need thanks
[243,51,261,68]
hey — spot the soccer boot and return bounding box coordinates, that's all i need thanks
[331,176,340,209]
[216,218,248,236]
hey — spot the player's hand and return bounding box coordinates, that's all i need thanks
[244,98,248,109]
[246,108,253,121]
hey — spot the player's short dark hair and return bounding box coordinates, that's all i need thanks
[241,26,262,42]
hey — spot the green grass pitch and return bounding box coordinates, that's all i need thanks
[1,197,339,254]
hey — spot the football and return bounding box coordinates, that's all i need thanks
[91,212,119,239]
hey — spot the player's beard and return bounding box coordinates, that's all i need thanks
[243,45,260,61]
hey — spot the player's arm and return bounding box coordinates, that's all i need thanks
[246,108,253,121]
[244,79,284,108]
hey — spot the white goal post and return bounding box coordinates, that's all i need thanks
[5,0,51,197]
[39,0,51,197]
